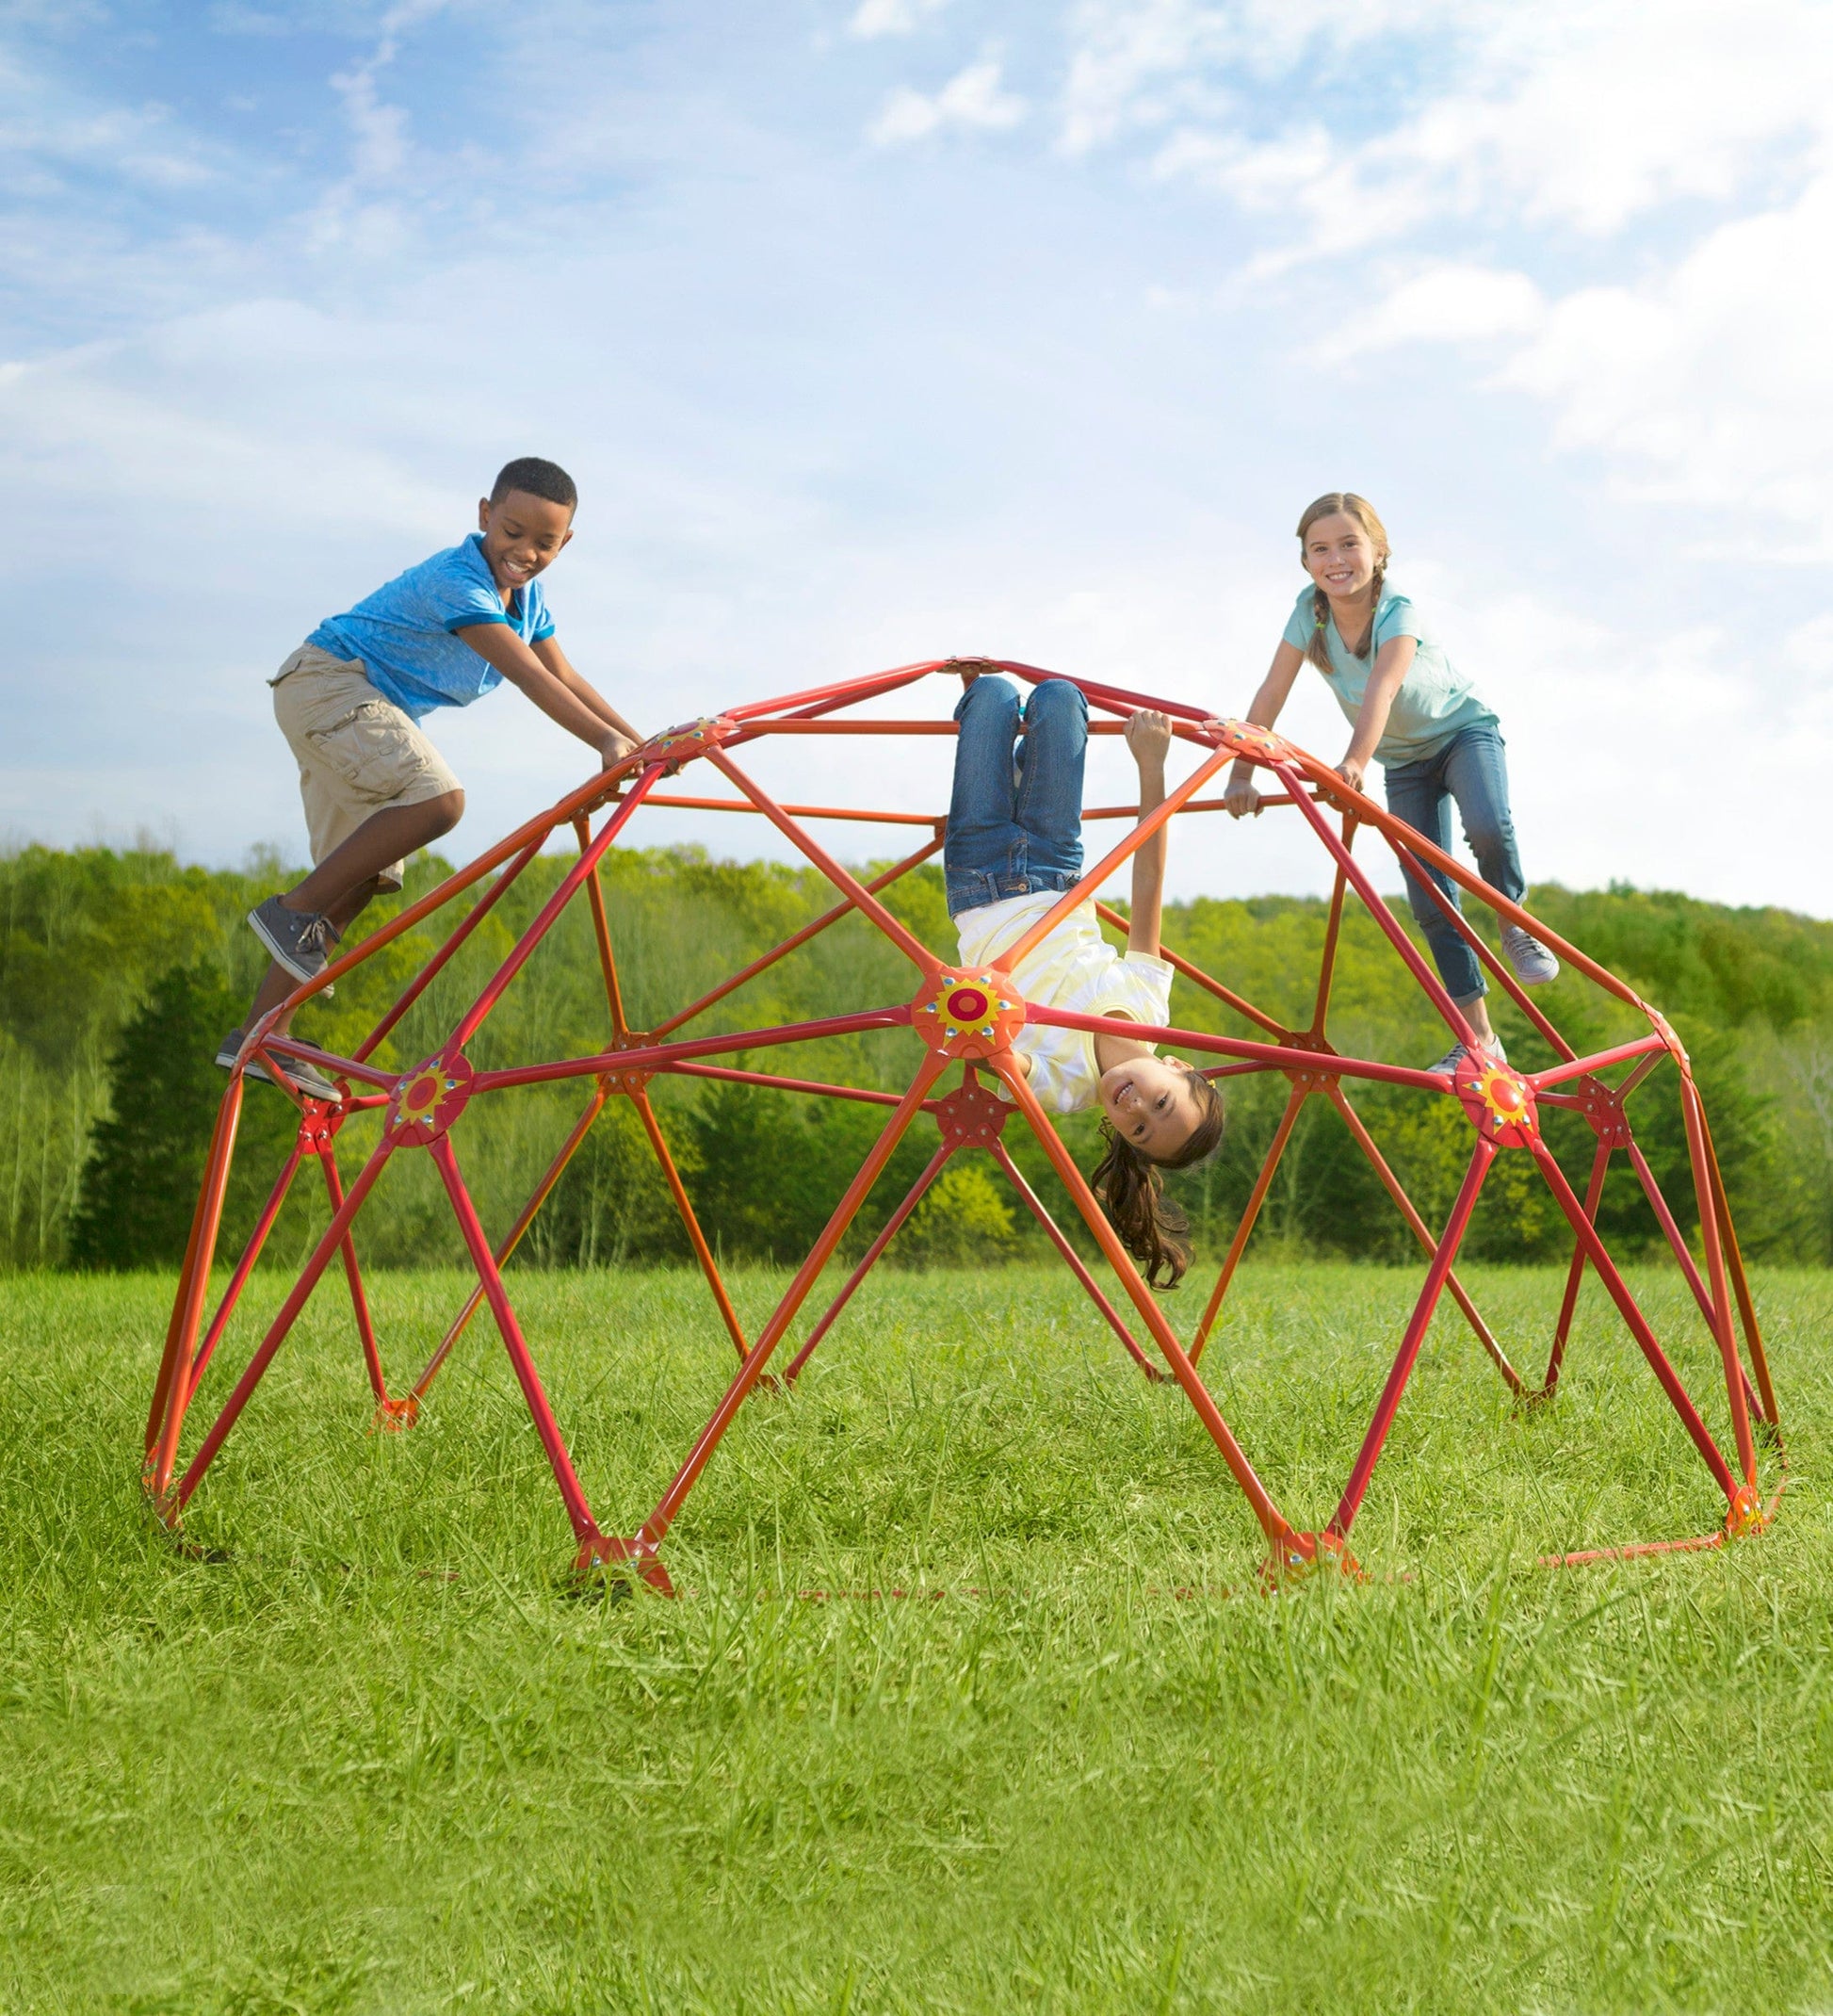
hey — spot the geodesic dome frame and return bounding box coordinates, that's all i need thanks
[146,658,1782,1588]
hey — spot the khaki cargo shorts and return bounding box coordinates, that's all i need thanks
[270,643,461,893]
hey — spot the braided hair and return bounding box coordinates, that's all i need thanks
[1296,492,1391,673]
[1091,1071,1226,1290]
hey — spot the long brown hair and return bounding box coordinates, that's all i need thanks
[1296,492,1391,672]
[1091,1071,1226,1290]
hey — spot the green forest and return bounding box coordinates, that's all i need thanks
[3,837,1830,1278]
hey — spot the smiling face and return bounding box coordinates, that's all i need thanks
[1096,1053,1206,1161]
[1301,511,1384,602]
[476,489,575,599]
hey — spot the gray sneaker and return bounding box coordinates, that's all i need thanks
[216,1030,340,1102]
[249,895,340,992]
[1427,1035,1507,1078]
[1500,923,1560,985]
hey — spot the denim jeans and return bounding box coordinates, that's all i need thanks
[1382,723,1525,1002]
[944,676,1087,918]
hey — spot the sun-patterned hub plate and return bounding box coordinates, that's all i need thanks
[383,1051,475,1146]
[1454,1051,1538,1148]
[643,715,737,771]
[912,968,1027,1061]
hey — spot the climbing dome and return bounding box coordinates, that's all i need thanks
[146,659,1782,1586]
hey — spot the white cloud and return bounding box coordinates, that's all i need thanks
[1129,0,1833,252]
[1496,171,1833,550]
[847,0,949,39]
[868,58,1026,146]
[1314,265,1545,362]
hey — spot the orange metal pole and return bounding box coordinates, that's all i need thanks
[573,811,628,1038]
[622,1051,951,1555]
[317,1144,387,1404]
[988,1140,1163,1382]
[992,1051,1292,1548]
[1189,1081,1308,1364]
[781,1144,953,1384]
[1092,900,1288,1039]
[996,748,1232,974]
[1308,819,1356,1035]
[706,750,938,972]
[631,1086,750,1361]
[652,836,942,1040]
[147,1076,246,1497]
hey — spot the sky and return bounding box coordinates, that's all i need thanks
[2,0,1829,912]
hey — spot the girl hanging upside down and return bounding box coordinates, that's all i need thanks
[943,664,1225,1288]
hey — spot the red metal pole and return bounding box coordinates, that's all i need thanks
[414,1085,611,1403]
[1277,760,1481,1051]
[1544,1139,1612,1399]
[256,754,650,1031]
[1023,1003,1456,1096]
[185,1144,305,1406]
[316,1143,388,1405]
[1385,833,1578,1065]
[1696,1108,1777,1426]
[1533,1037,1670,1091]
[430,1134,602,1545]
[1328,1137,1497,1538]
[1323,1083,1519,1391]
[1239,740,1654,1013]
[171,1135,395,1512]
[726,659,942,723]
[353,829,547,1065]
[1527,1134,1739,1504]
[781,1144,953,1383]
[1626,1141,1720,1333]
[1678,1074,1758,1487]
[624,1052,951,1553]
[470,1005,915,1096]
[988,1140,1162,1382]
[660,1061,919,1110]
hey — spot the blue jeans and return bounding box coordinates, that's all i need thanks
[944,676,1088,918]
[1383,723,1525,1002]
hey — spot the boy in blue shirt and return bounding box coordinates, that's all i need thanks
[222,457,641,1097]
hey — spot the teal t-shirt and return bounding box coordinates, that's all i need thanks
[1281,582,1496,767]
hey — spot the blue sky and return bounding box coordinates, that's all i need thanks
[3,0,1828,911]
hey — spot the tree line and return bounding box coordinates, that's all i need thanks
[2,838,1828,1278]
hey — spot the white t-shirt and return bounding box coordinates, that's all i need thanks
[956,892,1174,1115]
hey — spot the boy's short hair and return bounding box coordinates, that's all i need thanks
[490,457,577,512]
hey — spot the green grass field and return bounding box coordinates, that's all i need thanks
[1,1261,1827,2013]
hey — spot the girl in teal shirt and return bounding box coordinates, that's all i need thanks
[1224,491,1560,1074]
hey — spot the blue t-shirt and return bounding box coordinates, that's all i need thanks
[308,533,557,721]
[1281,582,1495,767]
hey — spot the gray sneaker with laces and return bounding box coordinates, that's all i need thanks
[1427,1034,1507,1078]
[249,894,340,989]
[216,1030,339,1102]
[1500,922,1560,985]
